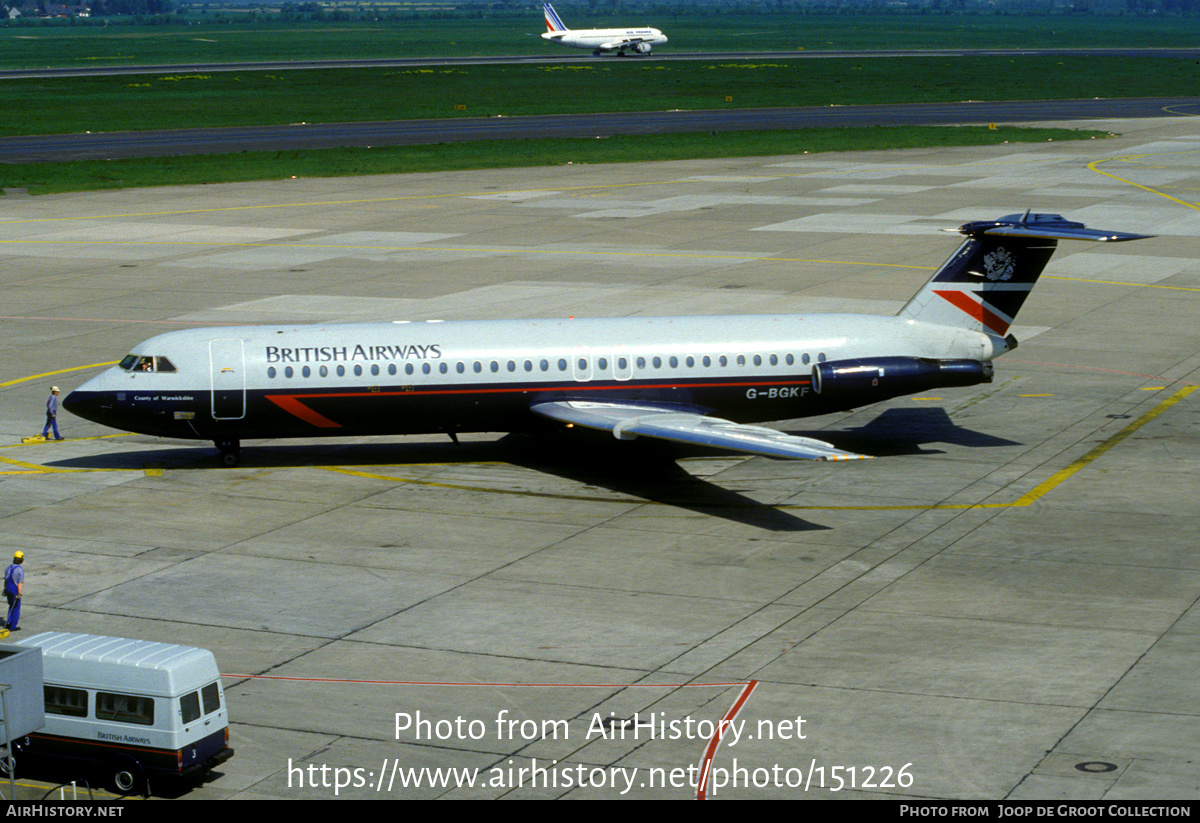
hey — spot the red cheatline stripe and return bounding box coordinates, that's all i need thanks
[265,395,342,428]
[696,679,759,801]
[933,289,1011,335]
[264,378,813,427]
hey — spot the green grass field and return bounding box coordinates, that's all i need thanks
[1,12,1192,194]
[5,56,1197,136]
[2,13,1199,67]
[1,126,1108,196]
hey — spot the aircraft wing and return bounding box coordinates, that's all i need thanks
[531,401,870,461]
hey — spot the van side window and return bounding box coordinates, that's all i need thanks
[181,691,201,724]
[96,692,155,726]
[201,682,221,714]
[45,685,88,718]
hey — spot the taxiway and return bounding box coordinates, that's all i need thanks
[0,115,1197,799]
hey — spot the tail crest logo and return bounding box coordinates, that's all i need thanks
[983,247,1015,281]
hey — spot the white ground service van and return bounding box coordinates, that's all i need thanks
[10,632,233,793]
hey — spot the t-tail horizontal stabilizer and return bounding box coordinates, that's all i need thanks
[901,212,1152,338]
[954,212,1153,243]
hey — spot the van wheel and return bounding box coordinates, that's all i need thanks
[0,751,14,777]
[109,758,145,795]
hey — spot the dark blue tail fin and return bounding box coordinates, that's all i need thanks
[900,212,1150,338]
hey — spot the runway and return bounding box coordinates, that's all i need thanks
[0,114,1197,799]
[4,47,1200,79]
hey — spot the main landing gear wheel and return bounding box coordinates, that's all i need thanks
[215,439,241,467]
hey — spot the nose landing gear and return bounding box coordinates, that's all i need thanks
[214,439,241,467]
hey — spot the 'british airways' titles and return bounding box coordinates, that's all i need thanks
[265,344,442,363]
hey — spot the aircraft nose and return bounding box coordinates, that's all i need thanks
[62,387,90,420]
[62,379,108,425]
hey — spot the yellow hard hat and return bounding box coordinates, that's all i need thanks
[13,551,23,561]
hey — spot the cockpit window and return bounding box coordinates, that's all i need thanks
[120,355,177,374]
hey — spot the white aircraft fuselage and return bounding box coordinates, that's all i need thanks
[63,313,988,438]
[539,3,666,55]
[63,214,1148,467]
[541,27,667,54]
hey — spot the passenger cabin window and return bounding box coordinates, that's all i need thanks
[44,685,87,718]
[96,691,155,726]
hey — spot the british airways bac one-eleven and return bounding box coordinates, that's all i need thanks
[63,213,1148,468]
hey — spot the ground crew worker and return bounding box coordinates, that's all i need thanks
[42,386,64,441]
[4,551,24,631]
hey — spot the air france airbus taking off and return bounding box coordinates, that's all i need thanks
[539,3,666,56]
[64,213,1147,468]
